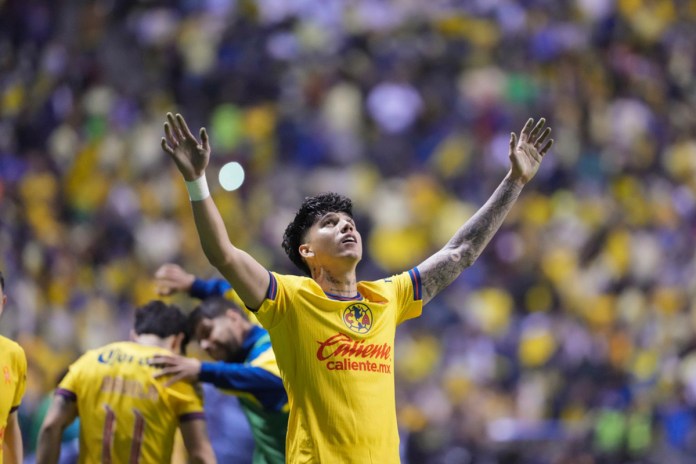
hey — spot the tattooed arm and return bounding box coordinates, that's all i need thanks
[417,118,554,305]
[36,394,78,464]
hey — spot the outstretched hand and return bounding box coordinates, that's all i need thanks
[509,118,553,184]
[151,354,202,387]
[154,263,196,296]
[161,112,210,181]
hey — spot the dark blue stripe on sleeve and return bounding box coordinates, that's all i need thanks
[409,268,422,301]
[199,360,287,412]
[189,278,233,300]
[10,405,20,413]
[179,412,206,423]
[56,388,77,402]
[265,272,278,300]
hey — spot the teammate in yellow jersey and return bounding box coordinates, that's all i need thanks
[161,112,553,463]
[0,271,26,464]
[36,301,217,464]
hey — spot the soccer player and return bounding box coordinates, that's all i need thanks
[151,296,289,464]
[0,271,26,464]
[36,301,216,464]
[161,112,553,463]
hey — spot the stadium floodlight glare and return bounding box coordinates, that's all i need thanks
[219,161,245,191]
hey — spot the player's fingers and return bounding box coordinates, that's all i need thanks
[167,112,184,140]
[176,113,196,141]
[509,132,517,151]
[153,368,175,379]
[154,266,168,279]
[529,118,545,139]
[151,355,174,364]
[155,264,180,279]
[535,127,551,147]
[156,286,172,296]
[520,118,533,141]
[164,373,187,387]
[164,123,179,148]
[161,138,174,156]
[200,128,210,152]
[539,139,554,156]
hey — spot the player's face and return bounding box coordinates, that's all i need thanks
[193,314,244,361]
[304,212,362,265]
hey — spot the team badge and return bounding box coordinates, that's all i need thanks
[342,303,373,334]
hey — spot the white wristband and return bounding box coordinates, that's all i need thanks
[185,175,210,201]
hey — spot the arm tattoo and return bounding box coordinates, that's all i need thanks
[419,176,524,303]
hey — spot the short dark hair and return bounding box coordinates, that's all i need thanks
[187,296,246,336]
[0,271,4,291]
[281,192,353,275]
[134,301,187,339]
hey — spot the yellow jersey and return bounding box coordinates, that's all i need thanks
[0,335,26,464]
[255,269,423,463]
[58,341,205,464]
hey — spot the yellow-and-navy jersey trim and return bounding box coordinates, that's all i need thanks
[264,268,423,302]
[266,271,278,300]
[408,267,423,301]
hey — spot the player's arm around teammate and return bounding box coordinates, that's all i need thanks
[415,118,553,305]
[154,263,231,299]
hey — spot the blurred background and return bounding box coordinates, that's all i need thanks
[1,0,696,463]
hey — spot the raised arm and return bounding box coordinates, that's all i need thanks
[161,113,269,309]
[417,118,553,304]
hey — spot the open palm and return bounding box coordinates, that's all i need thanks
[509,117,553,184]
[161,112,210,181]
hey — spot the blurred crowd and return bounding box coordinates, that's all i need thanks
[1,0,696,462]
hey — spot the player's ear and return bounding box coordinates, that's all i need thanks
[299,244,314,259]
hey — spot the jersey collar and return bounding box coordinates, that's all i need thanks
[324,291,363,301]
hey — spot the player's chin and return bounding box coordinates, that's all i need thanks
[338,249,362,262]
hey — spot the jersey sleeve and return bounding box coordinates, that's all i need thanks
[166,381,206,423]
[391,268,423,325]
[254,272,298,329]
[56,354,89,402]
[11,345,27,410]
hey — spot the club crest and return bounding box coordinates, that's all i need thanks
[342,303,373,334]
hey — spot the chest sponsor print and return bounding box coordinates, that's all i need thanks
[316,333,392,374]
